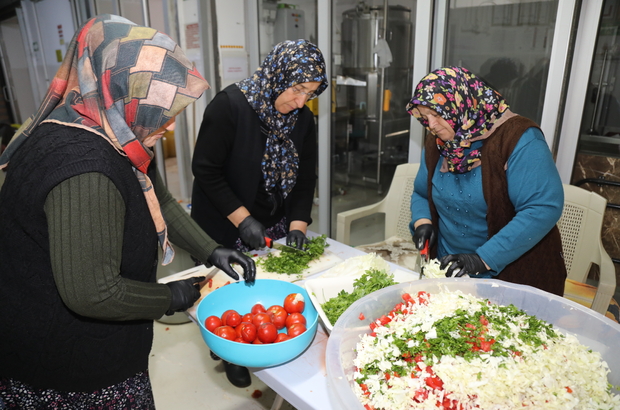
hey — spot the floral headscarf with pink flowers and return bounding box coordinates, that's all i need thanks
[406,66,509,173]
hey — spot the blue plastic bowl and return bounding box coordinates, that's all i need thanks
[196,279,318,368]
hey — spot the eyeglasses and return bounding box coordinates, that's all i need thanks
[291,85,318,100]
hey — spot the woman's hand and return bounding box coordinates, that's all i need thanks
[439,253,489,277]
[238,216,267,249]
[286,230,309,250]
[165,276,206,315]
[208,247,256,283]
[412,223,437,250]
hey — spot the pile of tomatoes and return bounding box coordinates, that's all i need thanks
[205,293,307,344]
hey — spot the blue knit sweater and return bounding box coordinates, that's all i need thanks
[410,127,564,276]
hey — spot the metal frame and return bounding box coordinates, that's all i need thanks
[408,1,435,164]
[555,0,604,183]
[317,0,331,236]
[539,0,579,150]
[244,0,260,74]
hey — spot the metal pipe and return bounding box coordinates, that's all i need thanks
[375,0,388,192]
[589,49,608,134]
[142,0,151,26]
[317,0,331,236]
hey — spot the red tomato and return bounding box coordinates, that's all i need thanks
[274,333,291,343]
[252,312,272,328]
[283,293,305,314]
[257,322,278,343]
[221,310,242,328]
[252,338,263,344]
[287,323,306,338]
[267,305,288,330]
[285,312,306,329]
[214,325,236,341]
[251,303,267,315]
[241,313,254,323]
[205,315,222,333]
[234,337,250,344]
[235,322,257,343]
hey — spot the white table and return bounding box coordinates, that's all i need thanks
[182,235,415,410]
[251,236,414,410]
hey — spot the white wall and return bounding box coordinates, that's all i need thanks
[215,0,249,88]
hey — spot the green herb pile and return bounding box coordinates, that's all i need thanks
[257,235,328,275]
[321,269,396,325]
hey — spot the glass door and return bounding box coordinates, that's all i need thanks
[330,0,417,241]
[567,0,620,273]
[443,1,559,125]
[572,0,620,161]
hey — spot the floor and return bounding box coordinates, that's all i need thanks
[149,158,385,410]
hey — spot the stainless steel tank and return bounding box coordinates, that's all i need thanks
[338,3,413,190]
[342,4,413,75]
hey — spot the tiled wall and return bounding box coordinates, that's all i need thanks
[570,153,620,284]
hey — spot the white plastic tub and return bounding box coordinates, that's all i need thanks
[325,278,620,409]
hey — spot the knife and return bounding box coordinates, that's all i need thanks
[264,237,306,253]
[416,240,430,279]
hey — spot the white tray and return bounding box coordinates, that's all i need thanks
[304,269,420,334]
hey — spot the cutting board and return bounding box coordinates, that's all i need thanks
[253,249,342,281]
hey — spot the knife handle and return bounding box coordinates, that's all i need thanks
[264,237,273,248]
[420,240,429,258]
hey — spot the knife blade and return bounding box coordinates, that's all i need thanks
[418,240,430,279]
[264,237,306,254]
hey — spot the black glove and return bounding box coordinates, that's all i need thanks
[165,276,205,315]
[439,253,488,277]
[238,216,266,250]
[208,247,256,283]
[286,230,309,250]
[412,223,437,250]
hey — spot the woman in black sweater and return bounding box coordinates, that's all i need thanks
[191,39,328,386]
[0,15,255,409]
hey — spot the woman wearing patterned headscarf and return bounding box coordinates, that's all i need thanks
[191,39,327,386]
[0,15,255,408]
[408,66,566,295]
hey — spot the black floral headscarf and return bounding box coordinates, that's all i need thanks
[237,39,328,197]
[406,67,509,173]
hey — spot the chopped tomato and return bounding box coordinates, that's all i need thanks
[425,375,444,390]
[378,315,391,325]
[413,388,429,402]
[359,312,365,320]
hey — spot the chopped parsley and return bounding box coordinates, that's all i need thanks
[321,269,397,325]
[256,235,328,275]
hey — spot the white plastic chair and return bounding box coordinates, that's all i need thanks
[336,163,420,245]
[558,184,616,315]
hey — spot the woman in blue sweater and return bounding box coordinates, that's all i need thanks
[408,67,566,295]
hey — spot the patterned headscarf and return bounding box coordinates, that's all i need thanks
[0,15,209,265]
[237,39,328,197]
[406,66,509,173]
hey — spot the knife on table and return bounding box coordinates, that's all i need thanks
[264,237,307,253]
